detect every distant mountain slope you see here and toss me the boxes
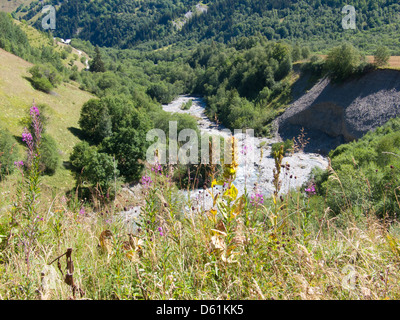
[0,0,34,13]
[17,0,400,51]
[274,69,400,154]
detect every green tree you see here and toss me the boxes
[85,152,117,192]
[101,127,149,181]
[78,99,112,143]
[325,43,362,81]
[374,46,390,67]
[70,141,118,193]
[89,46,106,73]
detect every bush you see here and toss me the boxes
[85,152,118,193]
[39,134,60,175]
[70,141,118,192]
[374,46,390,67]
[29,76,53,93]
[325,43,363,81]
[318,117,400,217]
[29,64,62,88]
[0,127,19,178]
[181,99,193,110]
[78,99,112,144]
[271,139,293,157]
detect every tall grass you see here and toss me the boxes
[1,135,400,300]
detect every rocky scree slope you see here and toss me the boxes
[274,69,400,154]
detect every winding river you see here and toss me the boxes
[161,95,329,209]
[118,95,329,229]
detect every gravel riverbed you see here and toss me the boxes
[117,95,329,228]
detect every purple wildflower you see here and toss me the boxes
[30,105,40,117]
[240,144,252,156]
[250,193,264,206]
[79,207,85,215]
[14,160,24,168]
[22,131,33,143]
[305,184,316,195]
[141,175,153,189]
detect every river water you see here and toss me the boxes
[117,95,329,229]
[161,95,329,209]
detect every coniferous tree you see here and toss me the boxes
[89,46,106,73]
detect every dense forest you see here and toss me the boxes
[14,0,400,53]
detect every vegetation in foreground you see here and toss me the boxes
[1,109,400,300]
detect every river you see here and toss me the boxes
[117,95,329,229]
[161,95,329,209]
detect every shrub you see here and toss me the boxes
[78,99,112,144]
[271,139,293,157]
[0,127,19,178]
[374,46,391,67]
[319,117,400,217]
[39,134,60,175]
[181,99,193,110]
[70,141,118,193]
[29,64,62,88]
[84,152,118,193]
[325,43,363,81]
[29,76,53,93]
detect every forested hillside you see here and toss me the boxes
[15,0,400,52]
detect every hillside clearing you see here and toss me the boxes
[0,48,94,193]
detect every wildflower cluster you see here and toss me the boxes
[11,102,44,277]
[250,193,264,206]
[151,164,162,175]
[305,183,316,195]
[141,175,153,189]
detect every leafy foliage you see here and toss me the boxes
[0,127,19,179]
[39,133,60,176]
[70,141,118,193]
[374,46,391,67]
[315,117,400,217]
[324,43,366,81]
[26,0,400,53]
[271,139,294,157]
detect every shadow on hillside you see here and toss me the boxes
[67,127,85,141]
[306,69,400,110]
[12,135,25,148]
[278,124,346,156]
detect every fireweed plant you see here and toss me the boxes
[11,102,43,277]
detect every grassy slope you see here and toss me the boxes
[15,20,90,71]
[0,0,33,13]
[0,47,94,196]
